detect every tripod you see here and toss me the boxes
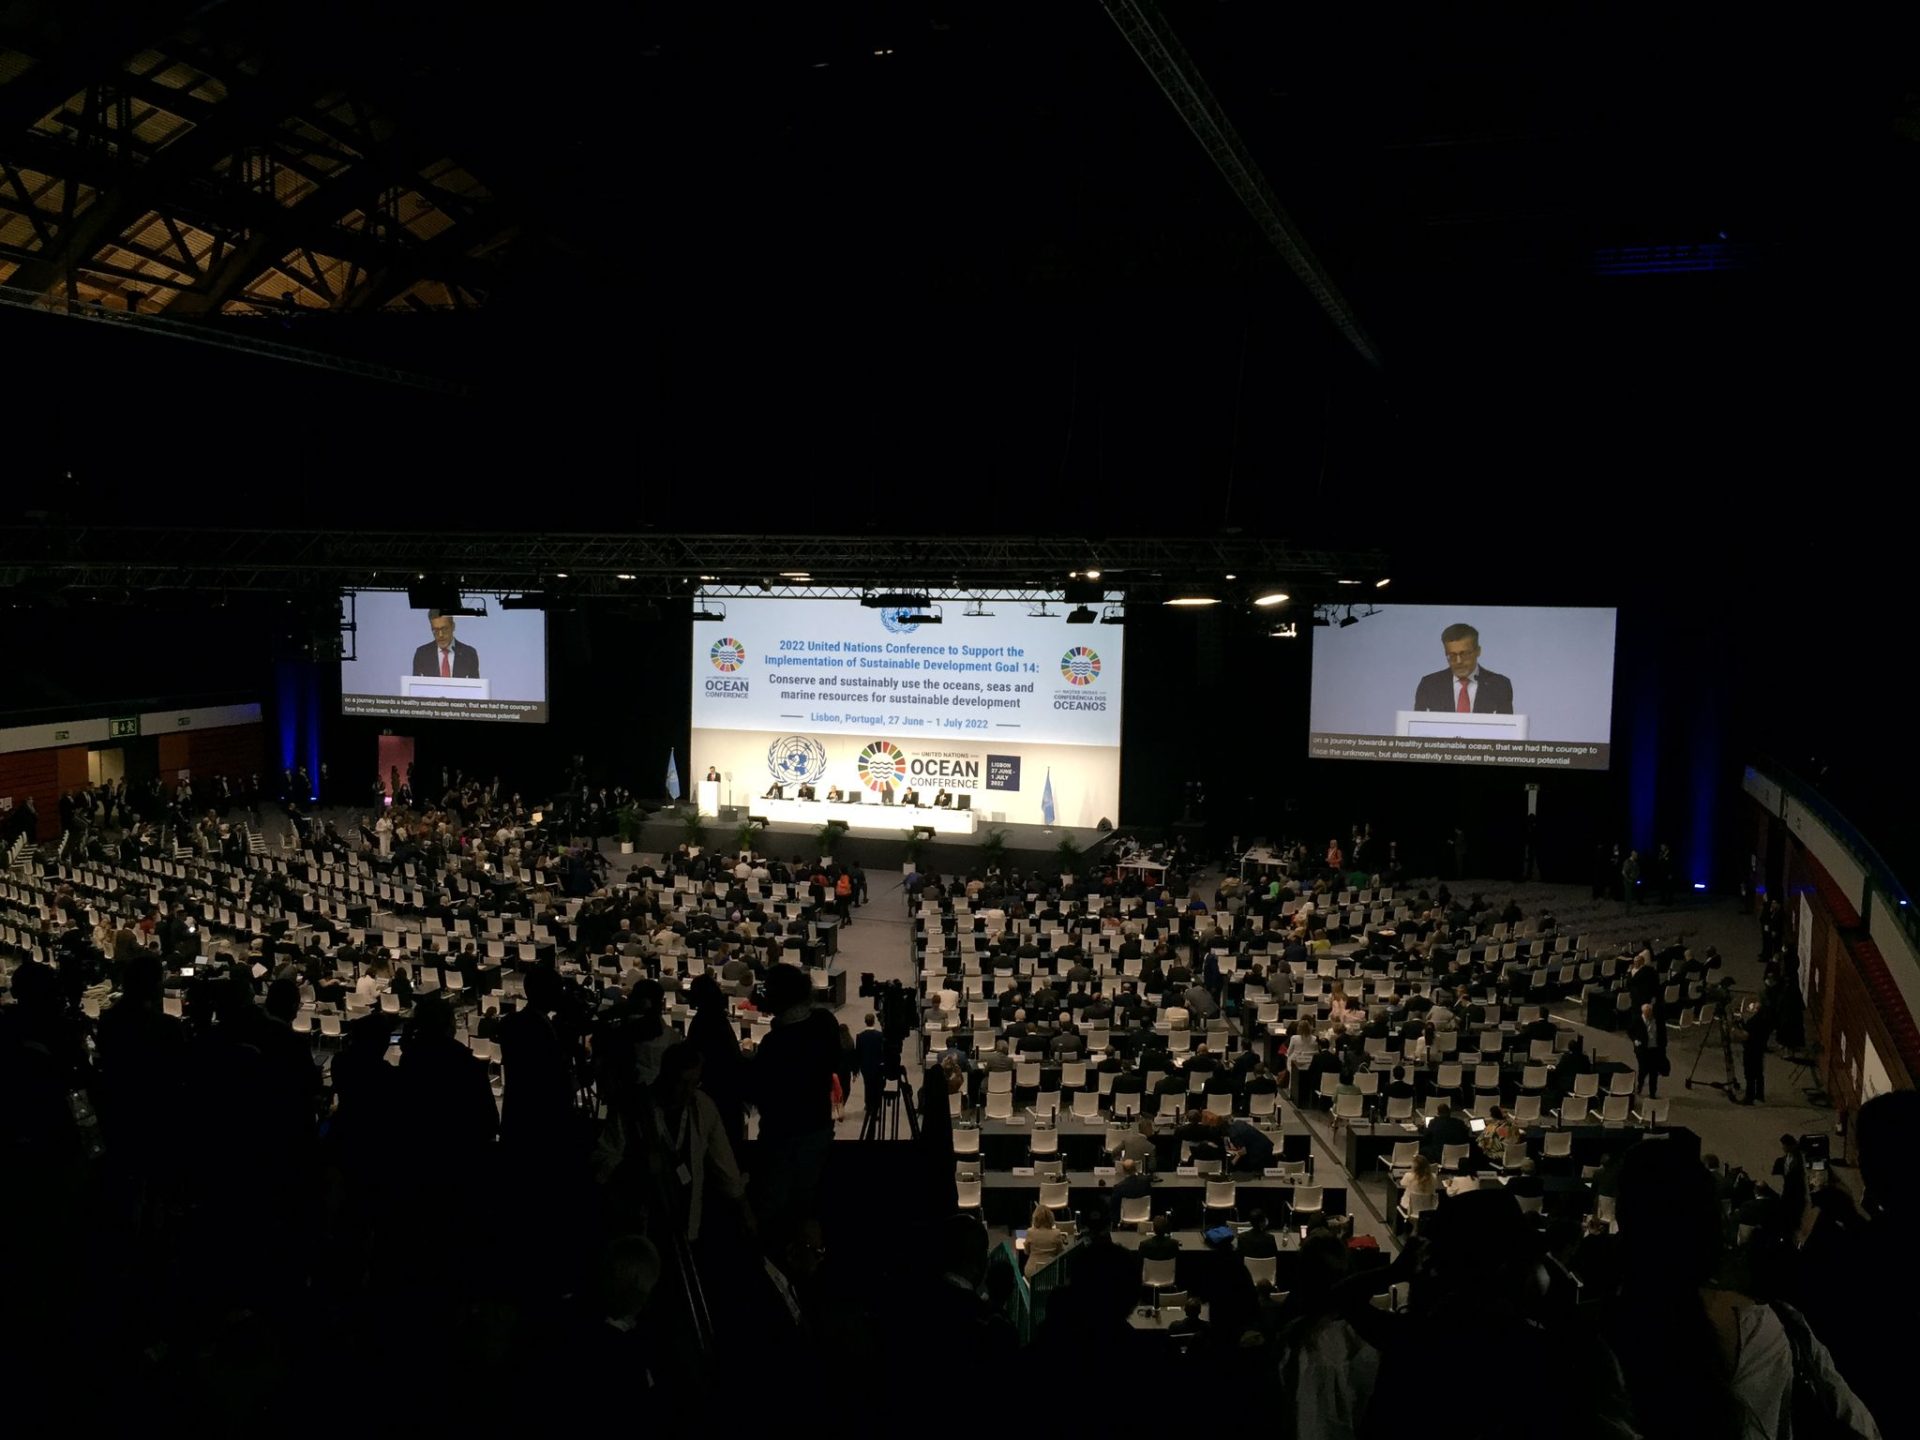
[859,1066,922,1141]
[1684,1008,1741,1101]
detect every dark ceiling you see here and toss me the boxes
[1,0,1914,582]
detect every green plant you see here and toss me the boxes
[1055,834,1081,872]
[978,828,1008,872]
[901,828,930,866]
[678,804,708,850]
[816,820,848,855]
[617,803,643,845]
[736,818,764,854]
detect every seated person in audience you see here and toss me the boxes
[1242,1062,1279,1096]
[1023,1203,1069,1279]
[1167,1294,1210,1342]
[1111,1156,1153,1201]
[1237,1208,1280,1258]
[1183,978,1218,1019]
[1400,1153,1438,1198]
[1152,1069,1189,1105]
[1140,1212,1182,1261]
[1112,1115,1157,1171]
[1385,1065,1417,1101]
[933,789,952,808]
[1421,1102,1472,1164]
[980,1040,1014,1072]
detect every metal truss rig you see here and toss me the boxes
[0,527,1386,600]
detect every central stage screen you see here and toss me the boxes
[1308,603,1617,769]
[691,593,1122,827]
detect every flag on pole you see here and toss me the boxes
[665,747,681,801]
[1041,768,1056,827]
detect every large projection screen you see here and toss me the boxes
[341,590,549,724]
[1309,604,1616,768]
[691,593,1122,826]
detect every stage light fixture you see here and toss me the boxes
[499,593,547,610]
[616,573,636,581]
[1085,568,1102,579]
[964,599,996,617]
[863,592,930,609]
[691,600,727,621]
[1252,591,1290,607]
[1375,577,1391,588]
[1337,578,1363,586]
[1268,623,1298,638]
[1224,573,1237,580]
[554,572,569,579]
[1164,595,1220,607]
[901,605,942,624]
[1065,605,1097,624]
[1099,606,1125,625]
[1338,610,1358,628]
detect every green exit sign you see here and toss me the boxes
[109,716,139,738]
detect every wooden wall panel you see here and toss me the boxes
[0,749,60,841]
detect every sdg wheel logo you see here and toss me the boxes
[1060,646,1102,686]
[857,740,908,791]
[709,637,746,672]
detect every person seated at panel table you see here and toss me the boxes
[825,784,845,802]
[763,780,785,800]
[933,788,952,808]
[796,783,817,801]
[899,786,921,807]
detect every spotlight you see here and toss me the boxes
[1163,595,1220,607]
[1086,568,1102,580]
[1065,605,1097,624]
[900,605,942,624]
[616,573,636,581]
[1336,578,1362,586]
[1252,591,1290,608]
[863,592,930,609]
[1099,606,1125,625]
[499,593,547,610]
[1375,577,1392,588]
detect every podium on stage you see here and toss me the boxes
[1394,710,1529,741]
[696,778,722,818]
[400,676,490,701]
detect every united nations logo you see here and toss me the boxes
[879,607,920,634]
[767,735,828,787]
[856,739,907,791]
[1061,645,1102,685]
[709,637,746,672]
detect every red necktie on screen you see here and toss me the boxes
[440,648,450,679]
[1456,679,1470,713]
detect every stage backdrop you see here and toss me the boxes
[690,593,1122,828]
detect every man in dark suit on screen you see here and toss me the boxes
[412,611,480,678]
[1413,622,1513,714]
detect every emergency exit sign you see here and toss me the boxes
[109,716,139,738]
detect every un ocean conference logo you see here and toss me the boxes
[879,607,920,634]
[709,637,746,672]
[857,740,908,792]
[767,735,828,787]
[1060,646,1102,686]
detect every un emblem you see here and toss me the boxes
[879,607,920,634]
[767,735,828,786]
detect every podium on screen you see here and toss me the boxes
[400,676,491,701]
[1393,710,1529,741]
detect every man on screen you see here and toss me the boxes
[411,611,481,679]
[1414,623,1513,715]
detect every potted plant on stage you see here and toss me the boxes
[816,820,847,865]
[736,818,765,857]
[1056,834,1080,884]
[679,804,707,855]
[979,828,1008,876]
[617,803,643,856]
[901,828,929,876]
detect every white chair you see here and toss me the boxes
[1512,1094,1542,1124]
[1400,1189,1439,1226]
[987,1069,1013,1095]
[1034,1090,1061,1119]
[1247,1090,1279,1121]
[1542,1129,1573,1160]
[1520,1065,1548,1092]
[1289,1185,1324,1222]
[1440,1142,1472,1172]
[1039,1179,1071,1210]
[956,1178,982,1212]
[1637,1095,1670,1126]
[1029,1129,1059,1160]
[1333,1092,1366,1131]
[1245,1255,1278,1287]
[1606,1071,1636,1096]
[1073,1090,1100,1121]
[1119,1194,1152,1230]
[1016,1062,1041,1089]
[1142,1256,1177,1300]
[985,1092,1014,1121]
[1204,1179,1237,1214]
[1060,1061,1088,1090]
[1384,1094,1414,1121]
[1600,1094,1631,1125]
[1573,1072,1600,1098]
[953,1128,981,1157]
[1557,1095,1590,1125]
[1386,1140,1419,1175]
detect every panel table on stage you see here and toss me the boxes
[754,795,978,835]
[970,1115,1312,1173]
